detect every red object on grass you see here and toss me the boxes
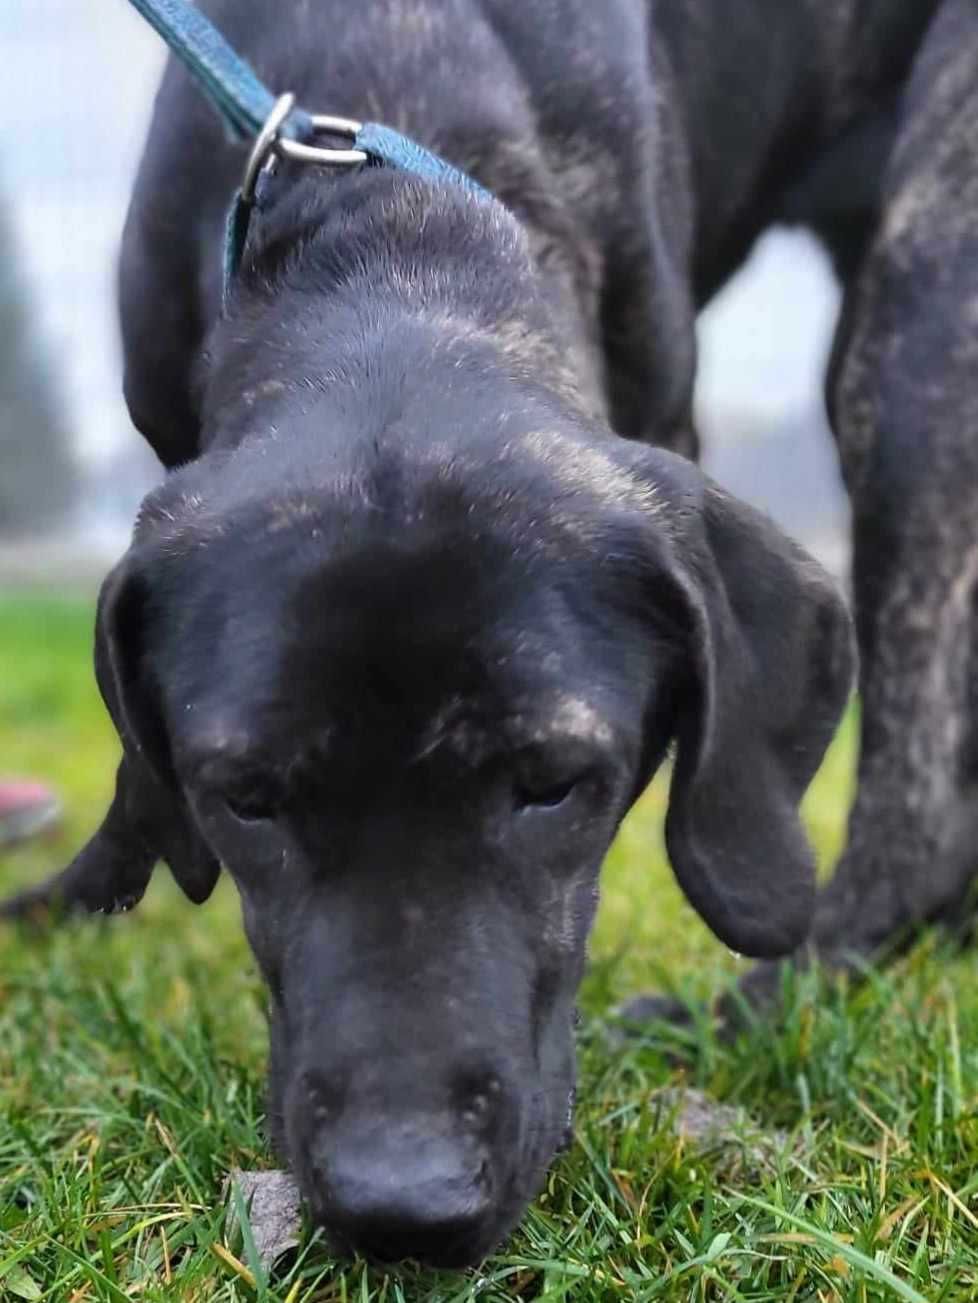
[0,780,62,848]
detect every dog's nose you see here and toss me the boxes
[322,1136,494,1262]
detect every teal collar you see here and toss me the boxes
[126,0,492,301]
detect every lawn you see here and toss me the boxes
[2,591,978,1301]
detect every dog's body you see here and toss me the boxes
[7,0,978,1266]
[118,0,942,464]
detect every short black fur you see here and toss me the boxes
[15,0,975,1266]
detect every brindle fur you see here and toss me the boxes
[4,0,975,1263]
[123,0,974,995]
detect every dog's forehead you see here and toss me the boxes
[181,683,616,778]
[544,693,615,744]
[157,443,655,768]
[416,682,616,759]
[172,586,621,773]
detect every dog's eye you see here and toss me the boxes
[515,778,578,810]
[224,787,282,823]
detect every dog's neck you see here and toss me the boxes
[199,168,604,447]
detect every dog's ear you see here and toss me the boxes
[635,450,855,959]
[94,549,220,905]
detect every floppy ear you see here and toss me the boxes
[639,451,855,958]
[93,549,221,905]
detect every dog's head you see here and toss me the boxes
[96,374,852,1264]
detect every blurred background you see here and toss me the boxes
[0,0,850,589]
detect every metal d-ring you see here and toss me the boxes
[240,92,297,203]
[241,100,370,204]
[277,113,368,168]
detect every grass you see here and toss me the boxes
[2,590,978,1301]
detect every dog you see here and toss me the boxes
[5,0,974,1269]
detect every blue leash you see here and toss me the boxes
[126,0,313,142]
[125,0,490,297]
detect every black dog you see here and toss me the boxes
[9,0,972,1268]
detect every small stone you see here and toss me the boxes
[652,1086,791,1176]
[225,1169,303,1267]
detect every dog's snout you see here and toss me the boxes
[456,1070,505,1131]
[319,1133,494,1263]
[301,1067,348,1124]
[301,1063,509,1130]
[293,1058,519,1262]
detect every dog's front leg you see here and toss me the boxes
[800,0,978,967]
[622,2,978,1032]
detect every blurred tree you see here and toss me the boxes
[0,190,79,536]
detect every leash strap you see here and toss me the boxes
[355,123,487,198]
[126,0,313,141]
[127,0,492,302]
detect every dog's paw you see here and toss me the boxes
[604,992,705,1058]
[615,993,697,1029]
[0,826,155,924]
[611,981,765,1049]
